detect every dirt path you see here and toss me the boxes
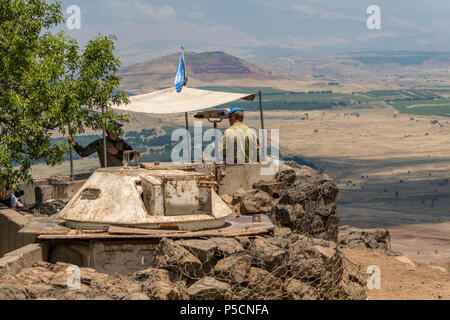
[342,248,450,300]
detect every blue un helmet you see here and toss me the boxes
[228,107,244,117]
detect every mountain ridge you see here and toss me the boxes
[119,51,290,93]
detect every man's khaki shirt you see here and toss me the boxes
[221,122,260,164]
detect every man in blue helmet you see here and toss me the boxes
[67,121,134,167]
[221,108,260,164]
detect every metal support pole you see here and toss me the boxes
[214,121,219,163]
[258,90,265,130]
[102,106,107,168]
[258,91,266,162]
[185,112,191,162]
[68,123,74,178]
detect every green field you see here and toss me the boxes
[363,89,441,101]
[199,86,372,111]
[390,99,450,116]
[357,88,450,116]
[198,86,450,116]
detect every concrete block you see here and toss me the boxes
[0,209,33,257]
[34,185,54,203]
[5,243,48,268]
[1,209,29,227]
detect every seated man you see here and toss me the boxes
[0,185,24,209]
[221,108,260,164]
[67,121,133,168]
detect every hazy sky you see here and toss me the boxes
[58,0,450,65]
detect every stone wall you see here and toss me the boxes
[274,164,340,242]
[19,173,90,205]
[0,243,47,278]
[0,229,367,300]
[227,163,340,242]
[0,209,35,257]
[47,239,160,275]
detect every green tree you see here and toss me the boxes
[0,0,129,188]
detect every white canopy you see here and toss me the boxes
[111,87,255,114]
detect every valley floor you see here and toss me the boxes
[343,247,450,300]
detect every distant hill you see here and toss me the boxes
[119,51,288,93]
[249,51,450,78]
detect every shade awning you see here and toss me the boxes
[111,87,255,114]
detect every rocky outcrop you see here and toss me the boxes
[0,231,364,300]
[338,225,391,252]
[273,165,340,242]
[227,163,340,242]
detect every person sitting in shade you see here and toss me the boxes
[0,185,24,209]
[67,121,133,168]
[221,108,260,164]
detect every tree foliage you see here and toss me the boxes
[0,0,129,188]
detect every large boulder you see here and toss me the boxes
[287,236,343,290]
[247,267,283,299]
[176,239,218,263]
[250,237,289,276]
[151,238,202,278]
[134,267,173,282]
[335,267,368,300]
[276,169,297,185]
[213,255,251,284]
[210,237,245,256]
[241,189,277,215]
[136,268,186,300]
[271,203,304,226]
[283,278,318,300]
[187,277,232,300]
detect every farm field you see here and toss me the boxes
[390,99,450,116]
[200,86,450,116]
